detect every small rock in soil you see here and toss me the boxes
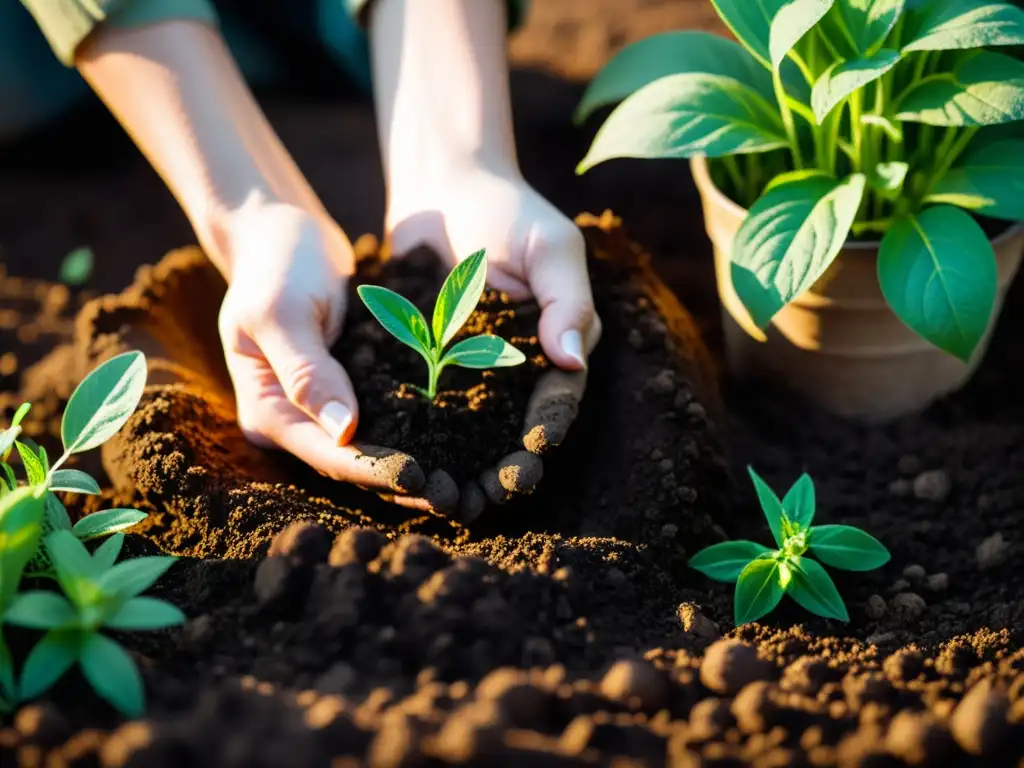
[329,527,385,567]
[902,564,926,584]
[677,602,719,640]
[912,469,950,502]
[925,573,949,592]
[699,639,774,695]
[731,680,779,733]
[266,520,332,564]
[599,659,669,712]
[890,592,927,623]
[950,678,1011,756]
[866,595,887,620]
[976,533,1008,570]
[888,578,912,595]
[884,710,955,765]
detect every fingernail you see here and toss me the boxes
[560,329,587,369]
[319,401,354,445]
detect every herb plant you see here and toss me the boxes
[0,350,186,716]
[576,0,1024,362]
[688,467,890,625]
[357,249,526,400]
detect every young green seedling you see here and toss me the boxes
[688,467,890,626]
[357,249,526,400]
[3,530,183,717]
[0,351,151,573]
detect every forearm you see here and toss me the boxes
[75,20,324,276]
[368,0,520,189]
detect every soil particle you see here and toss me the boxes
[912,469,951,502]
[883,710,955,765]
[598,659,669,711]
[699,639,775,695]
[976,532,1009,570]
[865,595,887,620]
[949,678,1013,756]
[890,593,928,623]
[677,602,720,641]
[901,564,926,584]
[925,573,949,593]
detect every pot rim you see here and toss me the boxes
[689,154,1024,250]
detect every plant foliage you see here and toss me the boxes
[357,250,526,399]
[0,351,185,716]
[688,467,890,625]
[577,0,1024,362]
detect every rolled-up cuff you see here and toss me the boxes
[345,0,528,31]
[19,0,219,66]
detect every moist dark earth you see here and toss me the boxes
[2,3,1024,766]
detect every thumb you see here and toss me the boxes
[525,224,601,371]
[256,317,360,446]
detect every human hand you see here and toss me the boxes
[386,166,602,518]
[215,199,428,500]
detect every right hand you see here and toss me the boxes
[214,199,428,500]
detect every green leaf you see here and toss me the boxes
[45,530,101,607]
[904,0,1024,52]
[59,246,94,287]
[10,403,31,430]
[62,351,148,456]
[105,597,186,630]
[577,73,788,174]
[0,462,16,492]
[747,466,790,547]
[928,139,1024,219]
[782,474,816,529]
[72,509,147,541]
[356,285,433,361]
[869,161,910,199]
[432,250,489,350]
[812,49,901,122]
[731,174,866,329]
[50,469,101,495]
[99,555,176,600]
[763,169,834,195]
[786,556,850,621]
[769,0,837,68]
[439,335,526,370]
[734,556,786,625]
[0,487,46,608]
[4,590,77,630]
[44,492,72,532]
[93,534,125,570]
[862,114,904,142]
[809,524,892,570]
[896,50,1024,126]
[18,630,79,700]
[689,540,774,582]
[14,442,45,486]
[79,633,144,718]
[575,31,774,124]
[819,0,904,58]
[877,206,997,361]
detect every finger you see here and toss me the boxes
[377,469,459,515]
[457,481,487,524]
[256,317,360,446]
[478,450,544,504]
[524,224,601,371]
[521,368,588,455]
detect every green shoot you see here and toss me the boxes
[4,530,183,717]
[357,250,526,400]
[59,246,94,287]
[689,467,890,626]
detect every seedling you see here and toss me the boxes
[4,530,183,717]
[357,249,526,400]
[688,467,890,626]
[577,0,1024,362]
[0,351,150,572]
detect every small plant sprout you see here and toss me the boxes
[4,530,183,717]
[689,467,890,626]
[0,351,150,572]
[357,249,526,400]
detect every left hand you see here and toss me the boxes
[385,165,602,518]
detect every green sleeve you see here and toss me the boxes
[19,0,219,66]
[345,0,529,31]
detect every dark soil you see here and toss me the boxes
[343,248,548,487]
[2,3,1024,766]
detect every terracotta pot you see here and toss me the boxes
[690,155,1024,421]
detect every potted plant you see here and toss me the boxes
[575,0,1024,420]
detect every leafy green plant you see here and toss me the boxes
[357,249,526,400]
[576,0,1024,362]
[688,467,890,625]
[4,530,182,717]
[0,350,185,716]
